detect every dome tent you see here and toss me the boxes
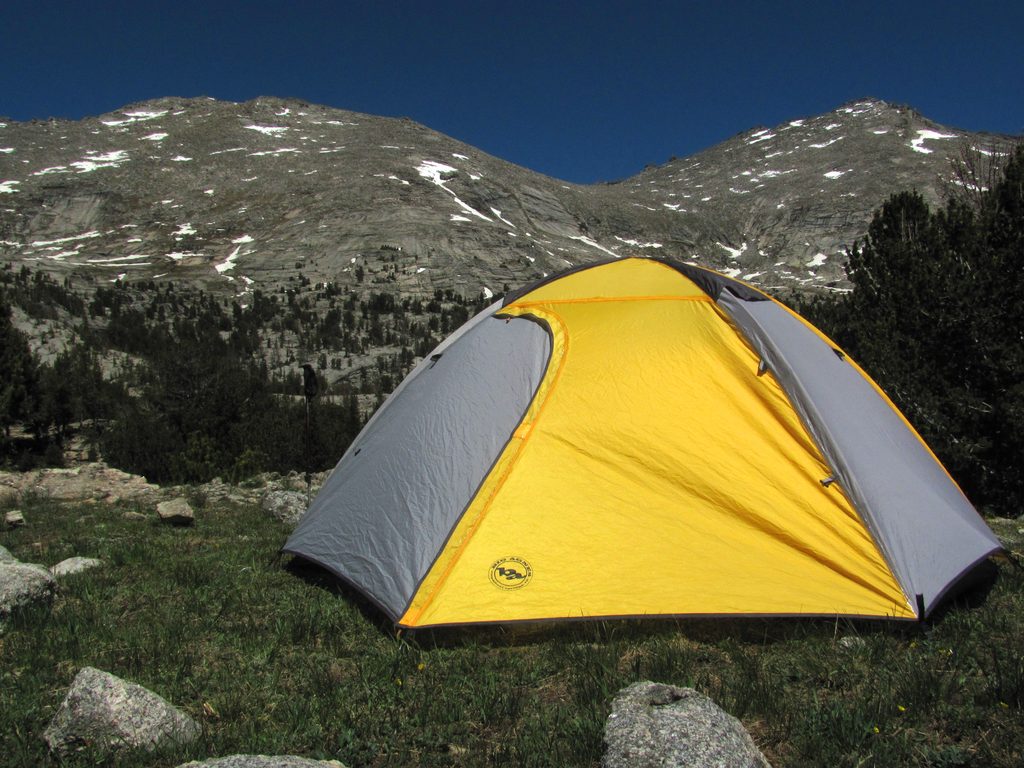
[284,257,1001,628]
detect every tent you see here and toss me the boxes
[284,257,1001,628]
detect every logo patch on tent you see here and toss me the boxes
[489,557,533,590]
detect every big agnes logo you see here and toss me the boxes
[489,557,533,590]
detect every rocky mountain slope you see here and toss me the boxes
[1,96,1015,305]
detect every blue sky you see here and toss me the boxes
[3,0,1021,183]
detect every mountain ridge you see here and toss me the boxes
[1,95,1017,302]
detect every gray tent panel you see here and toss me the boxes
[284,314,550,619]
[719,292,1002,615]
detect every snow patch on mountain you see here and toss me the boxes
[717,242,747,259]
[30,232,101,247]
[910,130,957,154]
[244,125,289,137]
[615,236,663,249]
[570,235,619,258]
[417,160,492,222]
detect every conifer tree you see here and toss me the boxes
[0,292,38,445]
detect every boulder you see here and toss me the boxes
[5,509,25,528]
[0,561,56,617]
[261,490,309,528]
[602,681,770,768]
[157,498,195,526]
[177,756,347,768]
[43,666,200,757]
[0,543,17,563]
[50,556,103,578]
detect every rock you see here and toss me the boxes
[177,755,347,768]
[838,636,866,650]
[122,510,149,521]
[261,490,309,528]
[0,562,56,618]
[5,509,25,528]
[602,681,770,768]
[43,667,200,758]
[50,556,103,578]
[157,498,195,526]
[0,543,17,563]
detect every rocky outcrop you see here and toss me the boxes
[0,561,56,618]
[177,756,347,768]
[43,667,200,758]
[0,543,17,563]
[602,681,770,768]
[0,463,159,505]
[261,490,309,528]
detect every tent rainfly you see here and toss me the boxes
[284,257,1002,628]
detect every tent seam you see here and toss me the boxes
[400,305,570,626]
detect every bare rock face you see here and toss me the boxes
[0,561,56,618]
[50,556,103,578]
[157,497,196,525]
[602,681,770,768]
[43,667,200,758]
[261,490,309,528]
[177,755,347,768]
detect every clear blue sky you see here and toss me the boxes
[3,0,1021,183]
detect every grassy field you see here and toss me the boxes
[1,492,1022,767]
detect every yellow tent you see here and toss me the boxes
[285,258,1001,627]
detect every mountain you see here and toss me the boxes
[1,96,1015,302]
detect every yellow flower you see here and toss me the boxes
[872,726,880,734]
[897,705,906,713]
[417,662,426,671]
[395,678,403,686]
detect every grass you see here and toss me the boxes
[1,494,1022,767]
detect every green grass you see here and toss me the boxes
[1,495,1022,767]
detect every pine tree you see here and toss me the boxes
[0,292,38,445]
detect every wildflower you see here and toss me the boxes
[395,677,403,686]
[897,705,906,713]
[872,726,880,734]
[417,662,426,671]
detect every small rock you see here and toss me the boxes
[157,498,195,526]
[261,490,309,528]
[602,681,770,768]
[0,562,56,618]
[177,755,347,768]
[43,666,200,758]
[122,510,149,521]
[838,636,866,650]
[0,543,17,563]
[5,509,25,528]
[50,557,103,578]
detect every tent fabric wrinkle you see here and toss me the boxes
[284,256,1001,627]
